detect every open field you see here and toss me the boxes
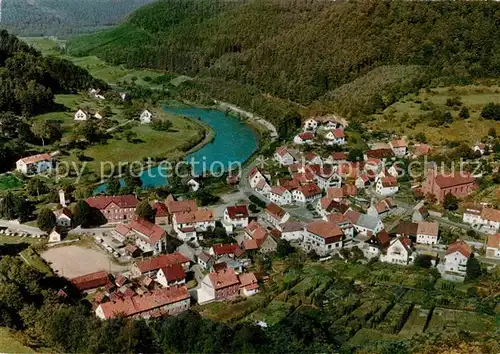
[0,327,35,353]
[369,84,500,146]
[41,245,128,278]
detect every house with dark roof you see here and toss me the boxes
[292,183,322,205]
[263,203,290,229]
[152,201,169,225]
[223,205,249,228]
[280,221,305,242]
[366,230,391,257]
[209,243,244,259]
[156,263,186,288]
[198,267,241,304]
[367,198,396,217]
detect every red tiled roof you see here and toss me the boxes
[446,241,472,258]
[275,146,290,157]
[416,221,439,237]
[304,152,318,161]
[18,153,52,164]
[270,186,289,196]
[372,230,390,247]
[297,183,321,197]
[391,139,407,148]
[414,144,431,156]
[487,233,500,249]
[480,208,500,223]
[245,220,268,240]
[238,272,259,291]
[212,243,242,256]
[298,132,314,140]
[87,195,138,210]
[279,178,301,191]
[226,205,249,219]
[114,224,131,237]
[344,210,361,224]
[396,222,418,237]
[152,202,169,217]
[281,221,304,233]
[380,176,398,187]
[208,268,240,290]
[98,285,189,319]
[342,184,358,196]
[326,212,349,224]
[243,238,260,250]
[128,218,166,245]
[434,173,476,189]
[160,263,185,282]
[330,152,347,161]
[366,149,395,159]
[115,275,128,287]
[307,220,344,243]
[166,198,197,214]
[174,208,215,224]
[71,271,109,291]
[265,203,287,220]
[332,128,345,138]
[136,252,190,274]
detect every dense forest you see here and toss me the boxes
[68,0,500,118]
[0,29,106,171]
[0,0,156,37]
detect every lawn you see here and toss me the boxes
[196,294,268,323]
[398,306,428,337]
[369,84,500,146]
[348,328,399,346]
[19,248,53,275]
[0,174,24,191]
[245,300,293,325]
[0,327,35,353]
[0,235,42,246]
[427,308,497,333]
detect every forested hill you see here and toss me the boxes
[68,0,500,108]
[0,0,156,37]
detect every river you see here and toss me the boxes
[93,105,258,193]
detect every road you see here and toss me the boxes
[0,220,45,236]
[105,119,135,133]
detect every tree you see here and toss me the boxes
[414,254,432,268]
[31,121,61,147]
[106,178,121,196]
[136,200,154,222]
[276,239,294,258]
[26,177,49,197]
[443,111,453,124]
[480,102,500,121]
[465,255,482,282]
[458,106,469,120]
[37,208,56,232]
[124,130,137,143]
[72,200,105,228]
[347,148,363,162]
[443,193,458,211]
[487,127,496,138]
[0,192,21,220]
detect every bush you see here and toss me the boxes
[248,204,260,213]
[481,102,500,121]
[249,195,266,208]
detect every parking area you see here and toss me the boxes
[41,245,129,278]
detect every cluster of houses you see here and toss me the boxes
[74,108,153,124]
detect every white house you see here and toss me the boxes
[173,208,216,239]
[16,154,53,175]
[292,183,322,205]
[390,139,407,157]
[305,220,344,256]
[344,210,384,236]
[187,179,200,192]
[248,168,266,189]
[263,203,290,229]
[140,109,153,124]
[74,109,89,121]
[355,175,370,189]
[269,186,293,206]
[486,233,500,258]
[197,251,214,270]
[303,118,319,131]
[293,132,314,145]
[416,221,439,245]
[442,241,471,276]
[314,170,342,190]
[48,228,62,243]
[274,146,295,166]
[156,264,186,288]
[280,221,305,242]
[223,205,249,229]
[94,111,106,119]
[463,207,500,234]
[325,212,355,240]
[376,176,399,196]
[324,128,346,145]
[54,208,72,229]
[380,236,414,265]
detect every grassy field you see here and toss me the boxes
[0,174,24,191]
[0,327,35,353]
[369,84,500,146]
[19,248,53,275]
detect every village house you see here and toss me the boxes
[376,176,399,196]
[254,178,272,197]
[442,241,471,276]
[94,111,106,119]
[95,285,190,320]
[152,201,169,225]
[140,109,153,124]
[389,139,408,157]
[325,212,355,240]
[131,252,190,278]
[292,183,322,205]
[156,264,186,288]
[197,251,214,270]
[304,152,322,165]
[293,131,315,145]
[238,272,260,297]
[223,205,249,228]
[198,267,241,304]
[394,221,418,239]
[462,207,500,234]
[412,144,432,158]
[263,203,290,228]
[71,271,110,292]
[324,128,346,145]
[74,108,89,121]
[367,198,396,218]
[344,210,384,237]
[380,236,415,265]
[274,146,296,166]
[364,157,383,174]
[48,228,63,243]
[16,153,53,175]
[248,168,266,189]
[316,197,349,217]
[355,174,371,189]
[280,221,305,242]
[421,166,477,203]
[486,233,500,258]
[269,186,293,206]
[54,207,72,229]
[314,168,342,190]
[303,118,319,131]
[305,220,344,256]
[416,221,440,245]
[209,243,244,259]
[366,230,391,258]
[412,206,429,222]
[173,208,216,241]
[243,220,277,253]
[187,178,200,192]
[87,195,138,224]
[114,218,167,255]
[326,151,348,165]
[473,142,489,155]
